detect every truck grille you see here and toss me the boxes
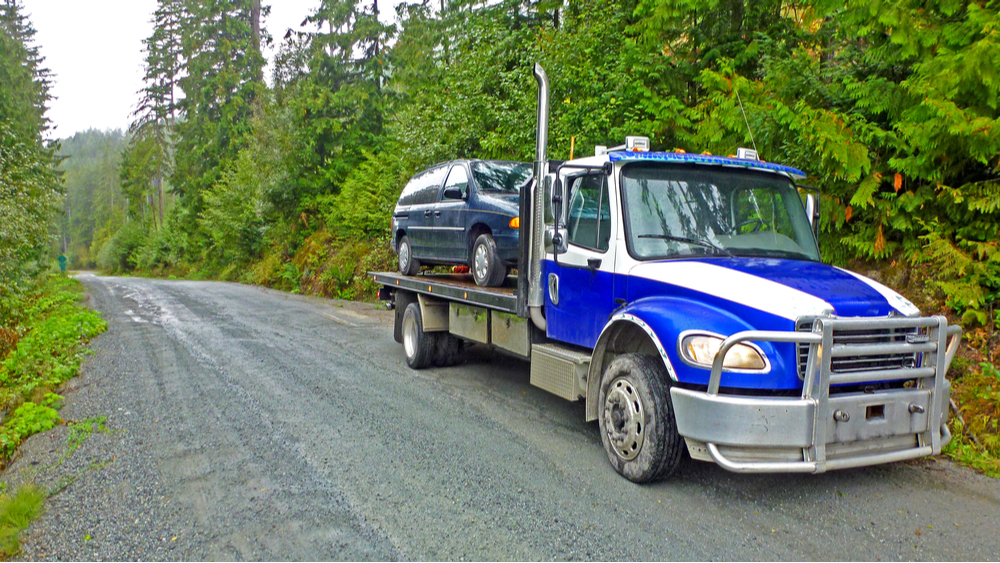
[796,319,924,379]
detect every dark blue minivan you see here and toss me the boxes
[392,160,533,287]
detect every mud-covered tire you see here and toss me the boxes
[401,302,436,369]
[598,353,684,483]
[398,235,420,276]
[434,334,463,367]
[471,234,507,287]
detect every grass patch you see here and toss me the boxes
[945,361,1000,477]
[64,417,109,460]
[0,484,46,558]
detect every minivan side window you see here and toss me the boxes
[444,165,469,196]
[416,166,448,204]
[398,177,423,206]
[399,166,449,206]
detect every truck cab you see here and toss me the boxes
[537,144,959,480]
[371,64,961,483]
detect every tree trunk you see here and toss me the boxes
[251,0,261,48]
[63,204,70,254]
[157,175,164,230]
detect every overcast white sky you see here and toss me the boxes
[21,0,405,140]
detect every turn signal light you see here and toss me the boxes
[510,217,520,229]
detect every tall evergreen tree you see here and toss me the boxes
[124,0,184,231]
[171,0,267,234]
[0,0,61,312]
[276,0,393,209]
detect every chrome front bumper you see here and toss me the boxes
[670,316,962,473]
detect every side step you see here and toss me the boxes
[530,343,590,401]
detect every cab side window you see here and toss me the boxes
[566,174,611,252]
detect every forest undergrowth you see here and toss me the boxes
[0,274,106,557]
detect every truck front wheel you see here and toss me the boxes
[402,302,437,369]
[598,353,684,482]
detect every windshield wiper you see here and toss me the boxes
[728,248,815,261]
[637,234,733,257]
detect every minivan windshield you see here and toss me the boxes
[471,161,533,194]
[620,164,820,262]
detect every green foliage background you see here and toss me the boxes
[77,0,999,337]
[14,0,1000,472]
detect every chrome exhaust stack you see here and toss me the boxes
[528,63,549,330]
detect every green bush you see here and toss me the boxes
[96,221,148,273]
[0,275,106,450]
[0,398,60,458]
[134,215,191,272]
[947,361,1000,477]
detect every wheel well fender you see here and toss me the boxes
[586,313,676,422]
[393,290,417,344]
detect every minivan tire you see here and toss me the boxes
[398,235,420,276]
[471,234,507,287]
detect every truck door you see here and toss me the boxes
[544,173,617,348]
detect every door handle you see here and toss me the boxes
[424,210,432,217]
[587,258,602,272]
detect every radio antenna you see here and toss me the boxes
[734,89,759,156]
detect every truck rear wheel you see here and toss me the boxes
[598,353,684,482]
[434,334,462,367]
[402,302,437,369]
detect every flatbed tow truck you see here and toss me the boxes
[370,65,962,482]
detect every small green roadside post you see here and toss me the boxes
[58,255,67,272]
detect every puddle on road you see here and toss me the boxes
[118,284,177,327]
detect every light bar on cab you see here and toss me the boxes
[608,151,807,180]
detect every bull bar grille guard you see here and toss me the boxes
[702,316,962,473]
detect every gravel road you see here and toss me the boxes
[5,273,999,561]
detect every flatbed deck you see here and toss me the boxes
[369,272,519,313]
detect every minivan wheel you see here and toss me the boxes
[399,235,420,276]
[471,234,507,287]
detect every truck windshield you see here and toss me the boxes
[471,161,533,194]
[620,163,820,262]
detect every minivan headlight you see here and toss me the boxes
[680,334,767,371]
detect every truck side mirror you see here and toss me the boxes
[547,176,568,256]
[805,193,820,237]
[545,226,568,254]
[550,176,564,222]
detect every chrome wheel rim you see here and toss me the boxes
[399,241,410,272]
[603,376,645,461]
[474,243,489,282]
[403,311,418,359]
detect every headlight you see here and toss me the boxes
[680,334,767,371]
